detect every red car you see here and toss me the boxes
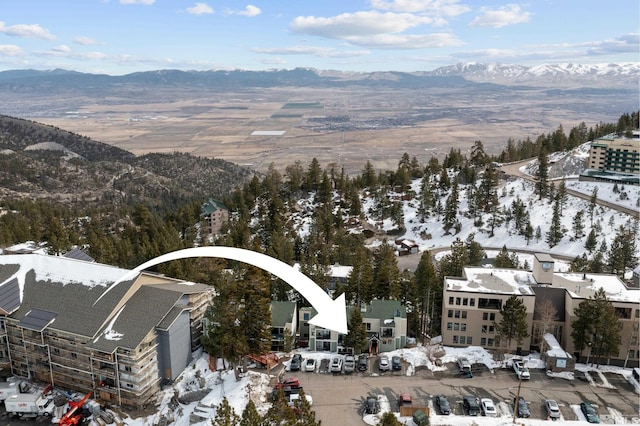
[275,377,300,389]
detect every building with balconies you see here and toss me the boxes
[0,252,213,408]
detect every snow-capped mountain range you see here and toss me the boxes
[425,62,640,87]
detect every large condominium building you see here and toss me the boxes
[587,135,639,174]
[441,253,640,367]
[0,252,213,408]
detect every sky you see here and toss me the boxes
[0,0,638,75]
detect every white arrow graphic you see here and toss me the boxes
[97,246,348,334]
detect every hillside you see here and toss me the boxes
[0,115,254,209]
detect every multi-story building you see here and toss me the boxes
[441,253,640,367]
[587,135,639,174]
[200,199,229,235]
[300,300,407,354]
[0,252,213,408]
[270,301,297,352]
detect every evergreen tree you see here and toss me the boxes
[571,210,585,240]
[443,176,459,233]
[546,198,564,248]
[240,400,263,426]
[588,186,598,225]
[438,238,468,278]
[362,160,378,189]
[465,233,485,265]
[493,245,518,268]
[535,147,549,200]
[212,397,240,426]
[584,228,597,252]
[346,247,374,304]
[556,180,567,215]
[571,288,621,366]
[343,307,367,354]
[414,251,439,336]
[372,241,401,300]
[294,389,321,426]
[377,412,403,426]
[494,295,529,348]
[470,140,487,166]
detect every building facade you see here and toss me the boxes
[440,253,640,367]
[200,199,229,235]
[0,253,213,408]
[587,135,640,174]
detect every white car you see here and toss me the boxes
[481,398,497,417]
[343,355,355,373]
[305,358,316,372]
[378,355,390,372]
[289,393,313,406]
[330,357,343,373]
[513,359,530,380]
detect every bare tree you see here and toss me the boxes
[534,298,558,347]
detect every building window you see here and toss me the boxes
[489,326,495,334]
[467,337,472,345]
[456,297,461,305]
[460,336,466,344]
[470,298,475,307]
[463,298,468,306]
[454,323,460,331]
[635,309,640,318]
[454,310,461,318]
[462,311,467,319]
[461,323,467,332]
[448,310,453,318]
[303,313,310,321]
[447,323,452,330]
[481,337,486,346]
[631,337,637,345]
[449,297,454,305]
[71,353,77,360]
[629,350,636,359]
[487,338,494,346]
[482,313,488,321]
[52,348,60,355]
[482,325,487,333]
[453,336,458,344]
[365,323,371,331]
[490,313,496,321]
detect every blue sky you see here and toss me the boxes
[0,0,637,75]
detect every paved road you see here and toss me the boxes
[291,355,640,425]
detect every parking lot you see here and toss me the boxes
[289,356,640,425]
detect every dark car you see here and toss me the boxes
[275,377,300,389]
[391,356,402,371]
[365,396,379,414]
[435,394,451,415]
[581,402,600,423]
[463,395,480,416]
[358,354,368,371]
[289,354,303,371]
[271,386,301,401]
[514,396,530,418]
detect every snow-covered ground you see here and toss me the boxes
[119,345,640,426]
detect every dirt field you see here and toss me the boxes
[23,85,623,176]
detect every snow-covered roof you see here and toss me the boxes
[446,267,536,296]
[543,333,571,359]
[446,266,639,304]
[328,264,352,278]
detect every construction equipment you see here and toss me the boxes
[58,382,104,426]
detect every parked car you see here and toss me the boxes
[289,393,313,406]
[330,356,343,373]
[272,386,301,401]
[514,396,530,418]
[458,357,472,377]
[463,396,480,416]
[365,396,379,414]
[276,377,300,389]
[358,354,368,371]
[580,402,600,423]
[545,399,561,420]
[480,398,497,417]
[378,355,390,372]
[398,393,412,407]
[289,354,303,371]
[344,355,356,373]
[512,359,530,380]
[391,356,402,371]
[434,395,451,415]
[305,358,316,372]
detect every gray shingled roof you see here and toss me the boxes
[63,248,95,263]
[0,277,20,314]
[271,301,295,327]
[12,269,135,338]
[88,286,185,352]
[18,308,57,332]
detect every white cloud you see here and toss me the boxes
[369,0,470,16]
[186,3,214,15]
[290,11,435,38]
[238,5,261,17]
[73,36,99,46]
[0,45,24,56]
[347,32,463,49]
[52,45,71,53]
[252,45,369,58]
[586,33,640,56]
[469,4,531,28]
[120,0,155,4]
[0,21,55,40]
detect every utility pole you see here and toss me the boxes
[512,366,524,424]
